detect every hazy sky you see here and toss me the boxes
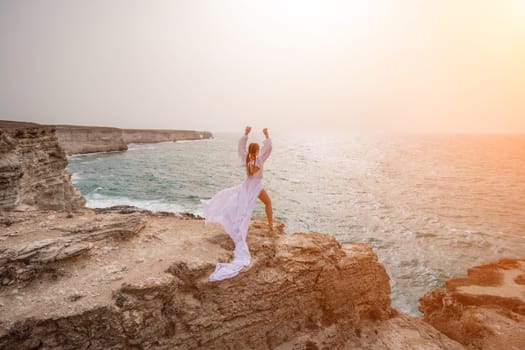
[1,0,524,133]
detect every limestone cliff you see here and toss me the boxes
[420,258,525,349]
[0,121,85,211]
[54,124,213,155]
[122,128,213,144]
[54,125,127,156]
[0,208,462,350]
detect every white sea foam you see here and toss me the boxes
[71,173,82,184]
[174,140,195,144]
[127,141,177,149]
[127,144,159,151]
[192,208,204,217]
[85,193,186,213]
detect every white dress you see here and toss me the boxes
[202,134,272,281]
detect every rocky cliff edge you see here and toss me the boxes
[0,208,462,350]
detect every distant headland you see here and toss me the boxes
[54,123,213,155]
[0,120,213,156]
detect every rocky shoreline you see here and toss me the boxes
[1,121,523,349]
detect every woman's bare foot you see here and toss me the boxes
[268,224,274,232]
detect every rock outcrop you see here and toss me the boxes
[420,258,525,350]
[54,124,213,155]
[0,208,463,350]
[0,121,85,211]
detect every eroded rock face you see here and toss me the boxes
[0,121,85,211]
[420,258,525,350]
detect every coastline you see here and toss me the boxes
[66,149,128,158]
[1,120,524,349]
[53,123,213,155]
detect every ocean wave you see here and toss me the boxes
[128,140,183,149]
[174,140,197,144]
[85,193,187,213]
[71,173,82,184]
[127,144,159,151]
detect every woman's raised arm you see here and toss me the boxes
[238,126,251,162]
[259,128,272,163]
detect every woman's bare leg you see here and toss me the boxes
[258,189,273,231]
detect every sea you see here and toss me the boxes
[67,132,525,315]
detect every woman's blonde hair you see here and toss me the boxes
[246,143,259,165]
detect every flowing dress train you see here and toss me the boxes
[202,134,272,281]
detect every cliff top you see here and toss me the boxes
[54,124,121,131]
[54,124,209,133]
[0,120,41,129]
[0,120,211,134]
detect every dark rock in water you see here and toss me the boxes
[94,205,153,215]
[176,212,204,220]
[94,205,204,220]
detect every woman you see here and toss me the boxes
[202,126,273,281]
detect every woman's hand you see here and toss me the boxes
[245,126,252,135]
[263,128,269,139]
